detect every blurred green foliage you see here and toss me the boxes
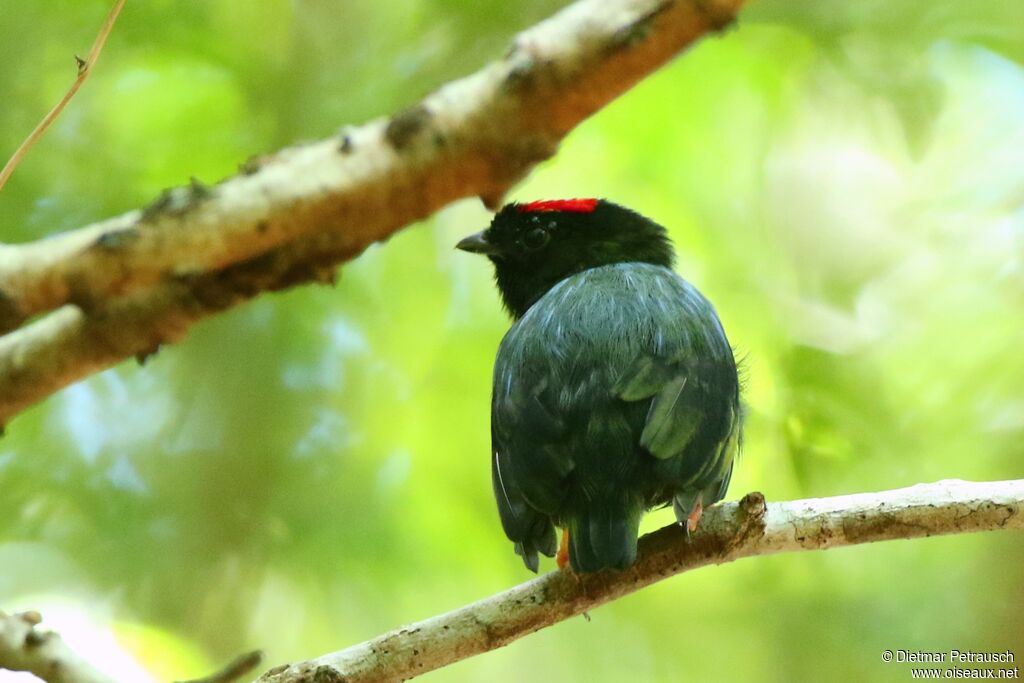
[1,1,1022,681]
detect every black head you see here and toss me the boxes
[456,199,675,319]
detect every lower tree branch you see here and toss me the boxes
[0,242,345,424]
[255,479,1024,683]
[0,610,116,683]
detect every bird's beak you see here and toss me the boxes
[456,231,500,255]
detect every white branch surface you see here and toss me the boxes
[0,0,743,426]
[256,479,1024,683]
[0,610,116,683]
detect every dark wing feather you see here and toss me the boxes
[613,351,733,460]
[491,446,557,571]
[610,275,740,490]
[490,370,565,571]
[491,373,572,514]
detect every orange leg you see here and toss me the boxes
[556,528,570,570]
[686,499,704,534]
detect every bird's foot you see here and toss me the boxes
[686,499,704,534]
[556,528,570,570]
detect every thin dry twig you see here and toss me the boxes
[178,650,264,683]
[0,0,126,192]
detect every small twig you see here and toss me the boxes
[178,650,264,683]
[0,0,126,192]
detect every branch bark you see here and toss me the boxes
[254,479,1024,683]
[0,0,743,426]
[0,610,116,683]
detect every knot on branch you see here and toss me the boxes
[0,289,25,334]
[385,105,433,151]
[312,665,348,682]
[693,0,740,33]
[740,491,766,519]
[723,491,767,553]
[140,178,214,223]
[606,0,673,53]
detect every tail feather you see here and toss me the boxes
[514,516,557,573]
[568,504,642,572]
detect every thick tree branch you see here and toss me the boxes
[0,0,743,426]
[255,479,1024,683]
[0,610,116,683]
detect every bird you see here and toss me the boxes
[456,198,741,573]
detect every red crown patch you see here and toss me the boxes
[517,198,599,214]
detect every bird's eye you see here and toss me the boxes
[523,227,550,250]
